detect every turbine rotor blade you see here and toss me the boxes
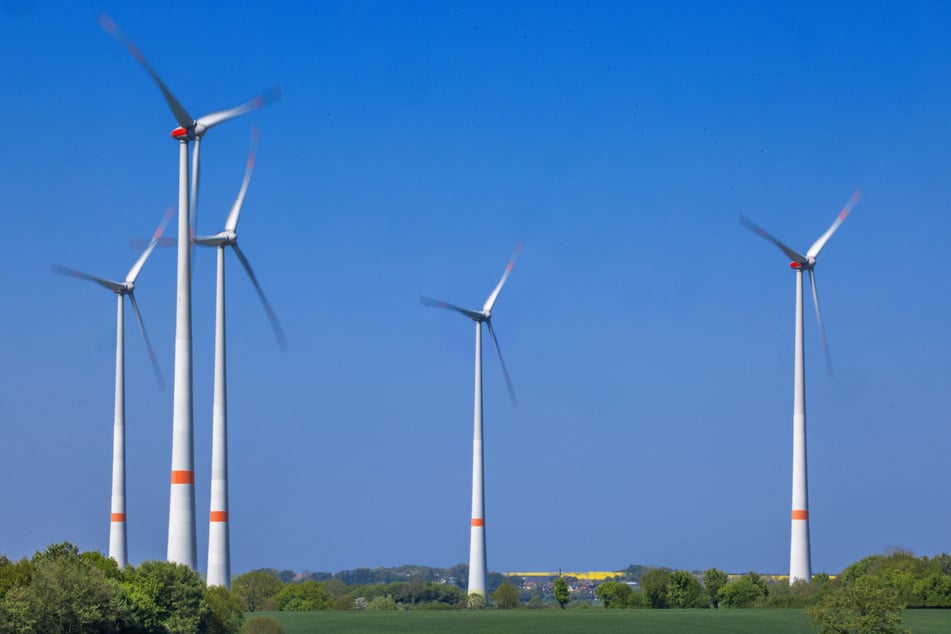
[806,188,861,259]
[483,243,522,313]
[98,13,194,129]
[808,269,834,378]
[738,215,807,264]
[126,206,174,283]
[486,318,518,407]
[51,264,124,293]
[196,85,283,131]
[225,127,260,232]
[419,296,483,321]
[231,243,287,350]
[128,292,165,389]
[189,137,202,241]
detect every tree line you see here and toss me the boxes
[3,543,949,632]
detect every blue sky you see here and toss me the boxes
[0,1,948,577]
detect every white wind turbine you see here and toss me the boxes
[739,189,860,584]
[420,244,521,600]
[99,13,281,569]
[52,208,173,569]
[194,128,286,588]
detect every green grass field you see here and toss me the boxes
[250,608,951,634]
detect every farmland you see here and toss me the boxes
[254,608,951,634]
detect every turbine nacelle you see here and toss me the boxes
[789,259,815,271]
[194,231,237,247]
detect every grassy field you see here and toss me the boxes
[249,608,951,634]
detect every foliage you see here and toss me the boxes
[366,595,399,611]
[553,576,570,609]
[762,574,834,608]
[9,542,131,633]
[717,573,768,609]
[240,615,283,634]
[703,568,727,608]
[123,559,210,633]
[273,580,329,611]
[838,550,951,609]
[233,570,284,612]
[466,593,486,609]
[667,570,706,609]
[594,581,637,608]
[641,568,671,608]
[205,585,245,634]
[492,580,521,609]
[807,576,909,634]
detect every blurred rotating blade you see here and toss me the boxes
[738,215,807,264]
[225,127,260,233]
[196,85,283,131]
[128,291,165,389]
[483,243,522,313]
[807,188,861,259]
[231,243,287,350]
[126,206,174,284]
[51,264,124,294]
[419,296,483,321]
[485,318,517,407]
[98,13,194,129]
[808,269,834,378]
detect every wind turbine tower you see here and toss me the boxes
[421,245,520,600]
[739,190,860,583]
[195,129,286,588]
[100,14,281,569]
[52,209,171,568]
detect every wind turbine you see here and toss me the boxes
[194,128,286,588]
[420,244,521,600]
[739,189,860,584]
[51,208,172,569]
[99,13,281,569]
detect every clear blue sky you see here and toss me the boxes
[0,1,948,577]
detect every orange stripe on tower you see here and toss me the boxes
[171,470,194,484]
[111,513,126,522]
[792,510,809,520]
[210,511,229,522]
[471,518,485,527]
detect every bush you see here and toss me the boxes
[366,595,399,611]
[807,576,909,634]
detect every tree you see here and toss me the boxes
[14,542,130,633]
[718,573,767,609]
[492,580,520,609]
[553,576,570,609]
[703,568,728,608]
[595,581,635,608]
[667,570,705,609]
[641,568,671,608]
[273,580,329,611]
[807,576,909,634]
[205,585,244,634]
[124,560,210,633]
[232,570,283,612]
[0,556,32,599]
